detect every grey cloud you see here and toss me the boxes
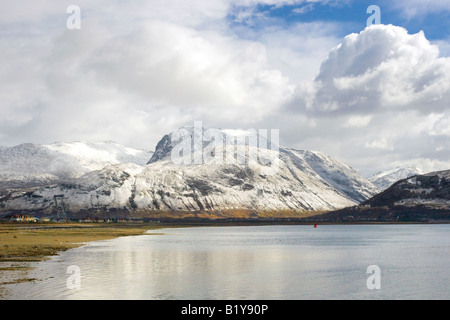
[0,2,448,177]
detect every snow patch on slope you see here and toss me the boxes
[369,167,425,191]
[0,141,153,188]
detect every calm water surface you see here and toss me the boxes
[6,224,450,300]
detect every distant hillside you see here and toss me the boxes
[316,170,450,223]
[0,141,153,189]
[369,167,424,191]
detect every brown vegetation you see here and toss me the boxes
[0,222,165,299]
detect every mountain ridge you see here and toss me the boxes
[0,141,153,189]
[0,127,379,219]
[369,167,425,191]
[317,169,450,222]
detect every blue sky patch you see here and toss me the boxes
[227,0,449,41]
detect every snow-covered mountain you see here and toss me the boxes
[147,126,277,164]
[0,127,379,218]
[369,167,425,191]
[289,149,377,203]
[320,169,450,223]
[0,141,153,189]
[367,169,450,209]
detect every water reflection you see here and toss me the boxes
[6,225,450,300]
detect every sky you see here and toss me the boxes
[0,0,449,177]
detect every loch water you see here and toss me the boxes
[7,224,450,300]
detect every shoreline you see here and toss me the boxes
[0,222,175,299]
[1,220,449,299]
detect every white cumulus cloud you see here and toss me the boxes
[296,25,450,116]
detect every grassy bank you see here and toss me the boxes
[0,222,169,299]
